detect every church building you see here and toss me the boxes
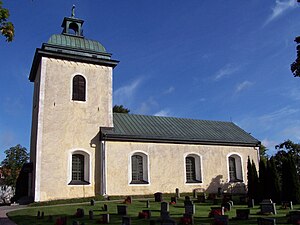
[28,12,260,202]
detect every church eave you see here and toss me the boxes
[100,133,261,147]
[29,48,119,82]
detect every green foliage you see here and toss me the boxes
[258,159,267,200]
[113,105,130,114]
[0,144,29,189]
[251,160,259,202]
[259,144,268,161]
[281,156,300,203]
[267,158,281,202]
[0,1,14,42]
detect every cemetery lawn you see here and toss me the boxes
[7,198,298,225]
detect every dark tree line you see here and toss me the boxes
[248,140,300,203]
[291,0,300,77]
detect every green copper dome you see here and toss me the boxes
[48,34,107,53]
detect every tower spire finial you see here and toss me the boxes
[71,5,75,17]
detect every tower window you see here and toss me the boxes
[72,75,86,101]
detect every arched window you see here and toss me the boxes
[72,75,86,101]
[69,151,90,185]
[185,154,202,183]
[228,154,243,182]
[72,154,84,181]
[130,152,149,184]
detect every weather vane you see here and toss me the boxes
[71,5,75,17]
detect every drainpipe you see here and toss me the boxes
[101,138,106,196]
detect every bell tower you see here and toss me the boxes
[29,8,118,201]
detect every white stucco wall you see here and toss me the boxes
[105,141,259,196]
[30,57,113,201]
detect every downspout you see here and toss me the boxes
[101,136,107,196]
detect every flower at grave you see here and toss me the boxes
[208,209,222,218]
[55,218,64,225]
[169,201,176,205]
[138,211,149,219]
[179,216,192,225]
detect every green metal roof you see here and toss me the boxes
[102,113,260,146]
[48,34,107,53]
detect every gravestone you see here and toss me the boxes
[117,205,128,215]
[154,192,163,202]
[184,196,195,215]
[228,200,234,207]
[248,199,255,208]
[102,214,109,224]
[214,215,229,225]
[175,188,180,198]
[260,200,277,215]
[282,201,293,210]
[197,193,206,203]
[161,202,170,218]
[222,202,231,211]
[103,204,108,211]
[257,217,276,225]
[161,202,169,212]
[122,216,131,225]
[76,208,84,218]
[37,211,41,219]
[235,209,250,220]
[124,196,132,204]
[41,211,44,219]
[89,210,93,220]
[193,189,197,199]
[185,203,195,215]
[170,197,177,203]
[90,199,95,206]
[142,209,151,218]
[146,200,150,208]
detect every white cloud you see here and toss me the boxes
[259,106,299,123]
[0,131,15,147]
[235,81,254,92]
[136,97,159,115]
[163,86,175,94]
[214,64,240,81]
[264,0,298,25]
[154,109,171,117]
[113,78,142,105]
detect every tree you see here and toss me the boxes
[259,144,268,161]
[281,156,300,203]
[251,160,259,202]
[0,1,14,42]
[0,144,29,190]
[267,158,281,203]
[258,159,267,200]
[247,157,254,200]
[113,105,130,114]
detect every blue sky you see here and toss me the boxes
[0,0,300,161]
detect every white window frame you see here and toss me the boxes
[227,153,243,182]
[184,153,203,185]
[70,73,88,103]
[68,149,91,186]
[128,151,150,186]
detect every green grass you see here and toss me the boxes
[7,198,298,225]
